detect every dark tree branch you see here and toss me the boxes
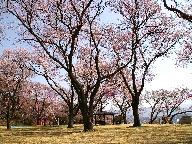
[163,0,192,23]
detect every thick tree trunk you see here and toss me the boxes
[83,117,93,131]
[68,109,74,128]
[68,95,74,128]
[132,100,141,127]
[81,106,93,131]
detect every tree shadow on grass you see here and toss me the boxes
[0,126,86,137]
[3,131,77,137]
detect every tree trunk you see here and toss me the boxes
[68,108,74,128]
[37,117,40,125]
[150,113,159,124]
[84,116,93,131]
[6,113,11,129]
[123,112,127,124]
[149,119,153,124]
[81,106,93,131]
[132,100,141,127]
[6,118,11,129]
[68,95,74,128]
[149,112,153,124]
[82,113,93,131]
[44,118,47,126]
[6,103,11,129]
[149,118,156,124]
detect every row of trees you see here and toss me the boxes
[0,0,191,131]
[1,48,192,129]
[143,88,192,124]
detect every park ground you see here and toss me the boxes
[0,124,192,144]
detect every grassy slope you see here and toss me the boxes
[0,124,192,144]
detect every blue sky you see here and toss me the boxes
[1,1,192,106]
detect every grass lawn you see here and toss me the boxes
[0,124,192,144]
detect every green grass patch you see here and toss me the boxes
[0,124,192,143]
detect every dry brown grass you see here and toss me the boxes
[0,124,192,144]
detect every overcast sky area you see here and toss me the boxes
[0,1,192,107]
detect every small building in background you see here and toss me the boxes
[179,116,192,124]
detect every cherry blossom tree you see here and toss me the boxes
[47,84,79,128]
[101,71,147,124]
[112,94,131,124]
[0,48,34,129]
[102,73,132,124]
[109,0,181,126]
[144,88,192,124]
[143,89,169,124]
[6,0,131,131]
[22,82,55,125]
[59,86,79,128]
[161,87,192,123]
[20,82,66,126]
[29,55,80,128]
